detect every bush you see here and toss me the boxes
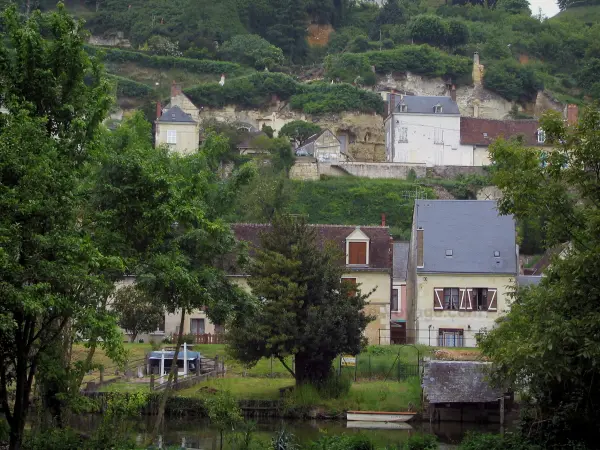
[109,75,153,98]
[87,46,242,75]
[483,59,543,102]
[404,434,438,450]
[458,432,542,450]
[220,34,284,70]
[315,375,352,399]
[309,434,375,450]
[289,82,383,115]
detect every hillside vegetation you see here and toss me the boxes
[23,0,599,111]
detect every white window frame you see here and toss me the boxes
[399,103,407,112]
[537,128,546,144]
[434,105,443,114]
[167,129,177,144]
[398,127,408,143]
[392,287,401,312]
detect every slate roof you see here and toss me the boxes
[230,223,392,274]
[148,350,201,361]
[415,200,517,274]
[422,361,502,404]
[157,105,196,124]
[517,275,543,286]
[393,96,460,115]
[460,117,542,146]
[393,242,410,281]
[297,129,344,153]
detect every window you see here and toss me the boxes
[416,229,424,268]
[443,288,459,310]
[155,315,165,333]
[434,128,443,144]
[348,242,367,265]
[342,278,357,296]
[473,288,488,311]
[399,103,407,112]
[537,129,546,144]
[190,318,205,335]
[392,288,400,312]
[445,249,453,257]
[438,329,464,347]
[398,127,408,143]
[434,104,443,114]
[494,250,500,257]
[167,130,177,144]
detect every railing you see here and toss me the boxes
[168,333,226,344]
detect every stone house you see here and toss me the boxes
[165,223,393,345]
[155,105,199,155]
[407,200,518,347]
[296,129,346,162]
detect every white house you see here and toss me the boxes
[385,96,471,166]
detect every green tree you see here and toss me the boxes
[349,34,371,52]
[228,215,372,384]
[409,15,448,48]
[496,0,531,14]
[279,120,322,147]
[204,391,243,450]
[112,285,164,343]
[480,106,600,448]
[266,0,309,63]
[220,34,285,70]
[446,19,470,49]
[483,59,543,102]
[0,5,114,449]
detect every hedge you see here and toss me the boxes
[86,46,242,75]
[109,75,153,98]
[184,73,384,115]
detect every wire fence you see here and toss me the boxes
[384,328,488,348]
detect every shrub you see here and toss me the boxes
[483,59,543,102]
[289,82,383,115]
[109,75,153,98]
[404,434,438,450]
[315,375,352,399]
[309,434,375,450]
[220,34,284,70]
[458,432,542,450]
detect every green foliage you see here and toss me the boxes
[228,215,372,384]
[112,284,164,342]
[324,53,376,85]
[496,0,531,14]
[204,391,243,450]
[279,120,322,147]
[87,46,242,75]
[483,59,543,102]
[480,107,600,448]
[409,15,448,47]
[272,429,299,450]
[220,34,285,70]
[289,82,384,115]
[458,432,542,450]
[404,434,438,450]
[309,434,374,450]
[109,75,153,98]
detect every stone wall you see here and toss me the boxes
[89,33,131,48]
[289,160,319,180]
[335,162,427,179]
[426,165,488,179]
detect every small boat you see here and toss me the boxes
[346,420,413,430]
[346,410,415,423]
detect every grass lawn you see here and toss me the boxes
[177,377,294,400]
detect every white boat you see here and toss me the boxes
[346,420,413,430]
[346,410,415,423]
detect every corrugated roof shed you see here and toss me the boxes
[394,96,460,115]
[415,200,517,275]
[393,242,410,281]
[460,117,542,146]
[423,361,502,403]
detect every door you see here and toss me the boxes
[190,318,205,335]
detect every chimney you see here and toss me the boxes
[171,81,182,98]
[381,213,386,227]
[567,104,578,125]
[473,52,480,65]
[156,101,162,120]
[450,84,456,102]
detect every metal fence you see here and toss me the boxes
[381,328,486,348]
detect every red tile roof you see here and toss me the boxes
[230,223,392,273]
[460,117,542,146]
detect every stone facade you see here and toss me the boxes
[289,159,320,180]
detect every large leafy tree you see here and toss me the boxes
[480,106,600,448]
[279,120,322,148]
[228,215,372,384]
[266,0,308,63]
[220,34,284,70]
[113,285,165,343]
[0,5,113,449]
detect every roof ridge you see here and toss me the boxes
[230,223,390,229]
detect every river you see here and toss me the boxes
[72,415,505,448]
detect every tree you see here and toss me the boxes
[375,0,406,27]
[479,106,600,448]
[228,215,372,384]
[204,391,243,450]
[409,15,448,48]
[113,285,164,343]
[445,19,470,49]
[279,120,322,147]
[496,0,531,14]
[483,59,543,102]
[266,0,309,63]
[220,34,284,70]
[0,6,114,449]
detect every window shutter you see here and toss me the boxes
[433,288,444,310]
[459,289,466,310]
[349,242,367,264]
[488,288,498,311]
[466,289,473,310]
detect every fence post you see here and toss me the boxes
[150,373,155,391]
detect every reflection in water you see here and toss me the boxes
[71,415,504,448]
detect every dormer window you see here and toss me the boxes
[537,129,546,144]
[434,104,443,114]
[399,103,407,112]
[346,228,370,266]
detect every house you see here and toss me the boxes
[391,242,410,344]
[296,129,346,163]
[385,96,467,166]
[155,105,199,155]
[407,200,517,347]
[237,130,269,155]
[460,117,551,166]
[166,82,201,122]
[422,361,513,423]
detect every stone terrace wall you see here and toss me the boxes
[335,162,427,179]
